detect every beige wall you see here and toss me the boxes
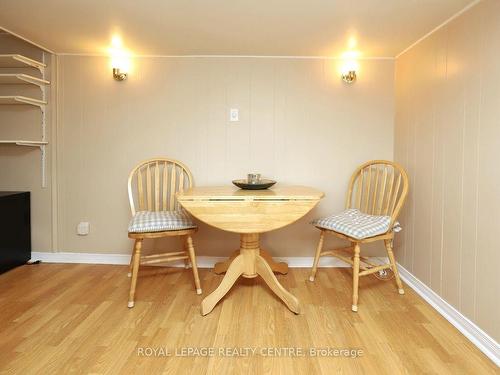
[56,56,394,257]
[0,33,55,251]
[394,0,500,342]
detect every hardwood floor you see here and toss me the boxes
[0,264,496,374]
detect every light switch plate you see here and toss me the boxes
[77,222,90,236]
[230,108,239,122]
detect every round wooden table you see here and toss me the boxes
[177,185,324,315]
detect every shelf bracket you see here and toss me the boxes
[41,53,47,188]
[41,144,46,188]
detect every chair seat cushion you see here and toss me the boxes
[128,210,196,233]
[312,209,397,240]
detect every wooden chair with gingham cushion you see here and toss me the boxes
[126,158,201,308]
[309,160,409,312]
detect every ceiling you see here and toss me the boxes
[0,0,476,57]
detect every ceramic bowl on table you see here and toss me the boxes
[232,179,277,190]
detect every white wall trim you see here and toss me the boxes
[32,251,132,265]
[397,263,500,366]
[56,53,394,60]
[31,252,350,268]
[395,0,482,59]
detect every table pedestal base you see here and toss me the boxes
[201,233,300,316]
[214,250,288,275]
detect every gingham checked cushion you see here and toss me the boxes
[312,209,400,240]
[128,210,196,233]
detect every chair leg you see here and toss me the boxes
[128,239,142,308]
[127,247,136,277]
[384,239,404,295]
[352,243,360,312]
[181,237,191,269]
[186,235,202,295]
[309,230,325,282]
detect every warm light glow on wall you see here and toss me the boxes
[340,50,360,84]
[109,35,131,81]
[347,36,357,50]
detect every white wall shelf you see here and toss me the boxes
[0,73,50,87]
[0,54,46,70]
[0,95,47,107]
[0,140,48,146]
[0,53,49,188]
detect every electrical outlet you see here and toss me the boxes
[230,108,239,122]
[77,222,90,236]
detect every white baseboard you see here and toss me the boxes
[397,263,500,366]
[29,251,498,366]
[30,252,350,268]
[32,251,132,265]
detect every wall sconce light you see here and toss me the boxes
[113,67,127,81]
[341,70,357,84]
[340,60,358,84]
[340,51,359,84]
[109,36,130,81]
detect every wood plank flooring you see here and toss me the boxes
[0,264,496,374]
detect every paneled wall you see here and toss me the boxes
[394,0,499,342]
[56,56,394,257]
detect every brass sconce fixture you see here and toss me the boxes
[340,50,359,84]
[341,70,357,83]
[109,35,130,81]
[112,68,127,81]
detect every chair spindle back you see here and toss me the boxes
[346,160,409,226]
[128,158,194,215]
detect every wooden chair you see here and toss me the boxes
[309,160,409,312]
[127,158,201,308]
